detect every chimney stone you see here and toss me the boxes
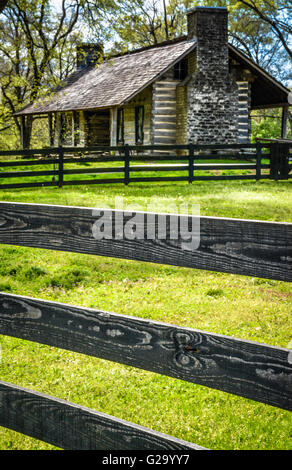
[77,44,103,70]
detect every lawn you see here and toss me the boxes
[0,178,291,450]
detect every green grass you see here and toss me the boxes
[0,178,291,450]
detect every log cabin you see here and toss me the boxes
[15,7,290,149]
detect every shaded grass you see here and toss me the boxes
[0,179,291,450]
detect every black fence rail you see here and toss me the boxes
[0,202,291,450]
[0,142,291,190]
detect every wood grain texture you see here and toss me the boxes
[0,202,291,281]
[0,293,291,410]
[0,381,203,450]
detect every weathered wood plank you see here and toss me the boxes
[0,169,57,178]
[0,202,291,281]
[62,156,125,164]
[0,148,59,157]
[0,142,275,159]
[0,381,203,450]
[0,293,291,410]
[130,165,189,172]
[0,159,60,167]
[129,163,266,171]
[0,181,58,190]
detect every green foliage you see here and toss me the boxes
[0,0,115,149]
[251,109,292,142]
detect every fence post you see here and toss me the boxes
[279,144,290,180]
[256,142,262,181]
[270,143,279,181]
[124,144,130,185]
[58,146,64,188]
[188,143,194,184]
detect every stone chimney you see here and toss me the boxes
[76,43,103,70]
[186,7,239,144]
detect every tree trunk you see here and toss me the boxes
[20,115,33,150]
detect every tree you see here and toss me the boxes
[236,0,292,60]
[108,0,193,52]
[251,108,292,141]
[109,0,169,50]
[0,0,119,148]
[0,0,85,148]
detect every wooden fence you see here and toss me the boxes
[0,142,291,190]
[0,202,291,450]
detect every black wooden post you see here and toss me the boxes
[281,106,288,139]
[58,146,64,188]
[48,114,54,148]
[188,143,194,184]
[124,144,130,185]
[256,142,262,181]
[270,143,279,180]
[279,143,290,179]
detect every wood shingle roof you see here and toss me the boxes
[16,39,196,115]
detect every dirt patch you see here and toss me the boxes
[260,288,292,300]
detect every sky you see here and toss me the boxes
[51,0,63,10]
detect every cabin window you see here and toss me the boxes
[117,108,124,144]
[135,106,144,144]
[174,58,188,80]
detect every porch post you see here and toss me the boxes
[110,107,118,147]
[20,115,26,150]
[281,106,288,139]
[73,111,80,146]
[48,113,54,147]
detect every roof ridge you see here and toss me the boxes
[108,35,189,60]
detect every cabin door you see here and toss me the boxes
[85,110,110,146]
